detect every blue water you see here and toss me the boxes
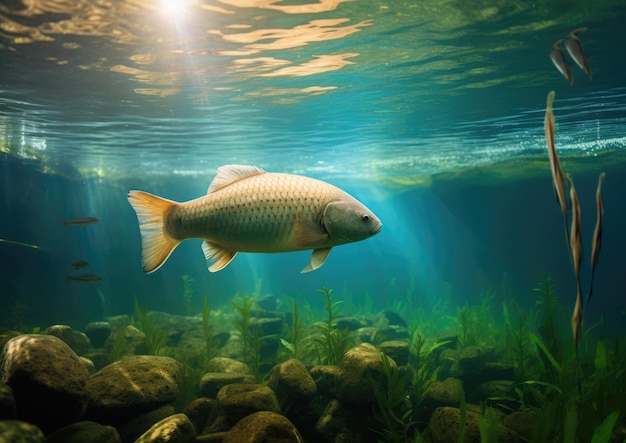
[1,0,626,336]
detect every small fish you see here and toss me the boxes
[0,238,43,250]
[127,164,382,274]
[550,39,573,85]
[588,172,606,303]
[545,91,570,249]
[71,260,89,270]
[63,217,99,226]
[566,173,583,346]
[564,27,592,79]
[66,273,103,283]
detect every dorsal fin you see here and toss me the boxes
[208,165,265,194]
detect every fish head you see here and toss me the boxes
[322,196,382,244]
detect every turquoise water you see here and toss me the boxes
[1,0,626,335]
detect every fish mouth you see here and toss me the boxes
[372,223,383,235]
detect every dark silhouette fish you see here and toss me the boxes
[66,273,102,283]
[71,260,89,270]
[588,172,606,303]
[0,238,43,250]
[564,27,592,79]
[63,217,99,226]
[550,39,573,85]
[544,91,570,250]
[566,173,583,346]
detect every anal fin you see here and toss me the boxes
[202,240,238,272]
[301,247,332,273]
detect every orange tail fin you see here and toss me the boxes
[127,190,181,273]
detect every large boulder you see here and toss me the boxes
[135,413,196,443]
[44,325,93,356]
[1,334,90,432]
[0,419,45,443]
[86,355,180,423]
[265,359,317,406]
[46,420,121,443]
[222,411,302,443]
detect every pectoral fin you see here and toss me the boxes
[301,247,332,273]
[202,240,238,272]
[294,210,329,247]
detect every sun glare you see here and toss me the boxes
[158,0,187,17]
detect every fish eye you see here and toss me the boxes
[361,214,370,222]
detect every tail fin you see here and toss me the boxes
[127,190,181,273]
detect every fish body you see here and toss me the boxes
[63,217,99,226]
[588,172,606,302]
[566,173,583,346]
[564,27,592,79]
[71,260,89,269]
[66,273,102,283]
[127,165,382,273]
[550,39,573,85]
[0,238,43,250]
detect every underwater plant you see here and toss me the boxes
[314,287,351,365]
[133,295,168,355]
[502,300,531,381]
[280,299,314,363]
[533,273,562,371]
[181,274,195,316]
[230,294,265,382]
[371,350,414,443]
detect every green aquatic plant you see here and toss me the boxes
[314,287,351,365]
[280,299,314,362]
[230,294,264,381]
[478,404,499,443]
[133,295,168,355]
[371,350,414,443]
[534,272,561,363]
[457,385,466,443]
[502,301,531,381]
[181,274,194,316]
[457,305,481,349]
[107,327,127,362]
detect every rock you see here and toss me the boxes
[44,325,93,356]
[46,420,121,443]
[104,325,150,358]
[354,327,377,344]
[86,355,180,423]
[314,399,373,443]
[335,343,395,406]
[0,419,45,443]
[222,411,302,443]
[0,383,16,419]
[373,325,410,343]
[135,413,196,443]
[482,361,516,380]
[183,398,215,435]
[80,356,97,374]
[374,309,408,328]
[250,317,283,336]
[0,330,22,350]
[503,411,535,441]
[428,406,515,443]
[378,341,410,366]
[1,334,90,432]
[117,404,175,443]
[309,365,340,397]
[204,384,280,433]
[469,379,514,402]
[206,357,251,374]
[198,373,255,398]
[266,359,317,406]
[336,316,368,332]
[455,345,495,380]
[85,322,112,348]
[83,350,111,372]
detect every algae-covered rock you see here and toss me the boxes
[117,404,175,442]
[183,397,215,435]
[46,420,121,443]
[0,419,45,443]
[0,383,16,419]
[198,372,255,398]
[378,340,410,366]
[44,325,93,356]
[266,359,316,406]
[1,334,90,432]
[206,357,251,375]
[86,355,180,423]
[428,406,516,443]
[135,413,196,443]
[85,322,112,348]
[335,343,395,406]
[203,383,280,433]
[309,365,341,397]
[222,411,302,443]
[314,399,374,443]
